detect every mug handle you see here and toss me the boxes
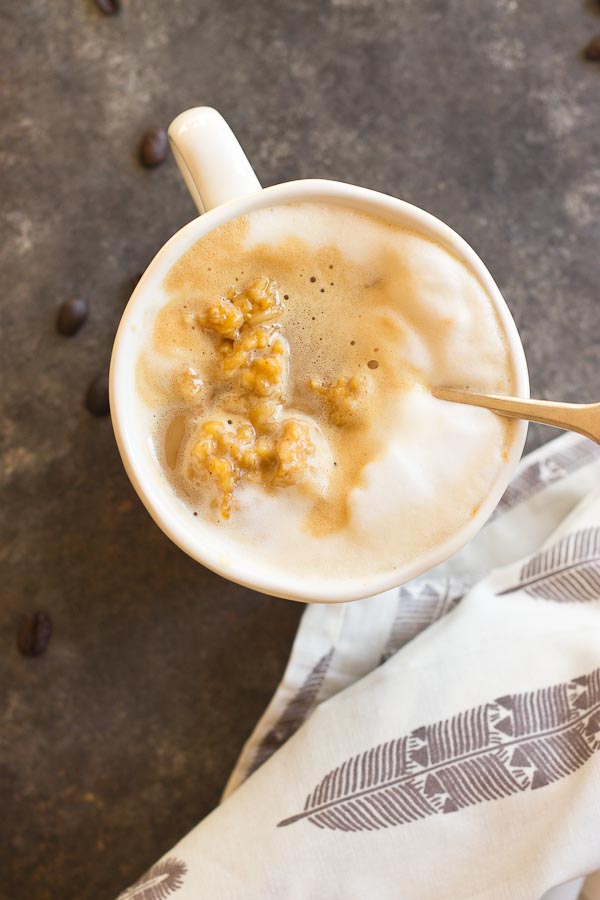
[168,107,261,215]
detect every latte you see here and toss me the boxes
[135,202,516,585]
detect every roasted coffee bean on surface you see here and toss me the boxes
[584,35,600,61]
[85,374,110,417]
[18,611,52,657]
[94,0,120,15]
[139,127,169,167]
[56,297,89,336]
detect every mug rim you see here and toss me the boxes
[110,178,529,603]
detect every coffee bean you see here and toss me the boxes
[584,35,600,61]
[56,297,88,336]
[86,374,110,417]
[18,611,52,657]
[94,0,120,15]
[139,127,168,168]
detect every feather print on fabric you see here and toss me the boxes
[379,578,470,665]
[117,858,187,900]
[246,648,335,778]
[492,437,600,518]
[498,528,600,601]
[278,668,600,831]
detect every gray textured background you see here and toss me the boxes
[1,1,599,898]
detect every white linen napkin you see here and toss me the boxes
[116,433,600,900]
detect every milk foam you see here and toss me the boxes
[137,202,516,585]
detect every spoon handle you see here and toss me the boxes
[432,387,600,444]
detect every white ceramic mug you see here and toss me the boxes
[110,106,529,603]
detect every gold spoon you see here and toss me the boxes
[432,387,600,444]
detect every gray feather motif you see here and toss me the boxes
[117,858,187,900]
[492,438,600,518]
[278,668,600,831]
[498,527,600,601]
[380,578,470,665]
[247,648,334,778]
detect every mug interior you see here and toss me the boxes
[110,179,529,603]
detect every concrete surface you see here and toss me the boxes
[1,1,599,898]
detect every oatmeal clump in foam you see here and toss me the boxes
[309,374,372,428]
[179,277,339,517]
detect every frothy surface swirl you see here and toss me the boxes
[136,202,516,585]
